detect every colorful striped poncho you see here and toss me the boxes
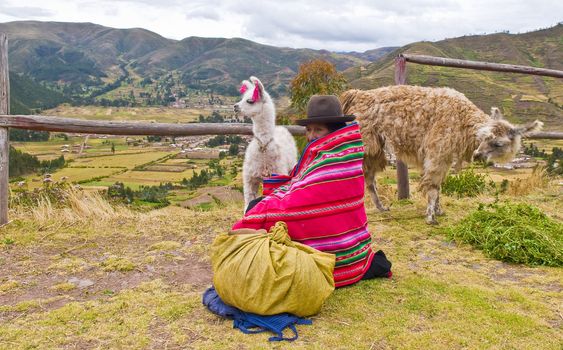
[232,123,375,287]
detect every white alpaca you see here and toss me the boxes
[234,76,298,209]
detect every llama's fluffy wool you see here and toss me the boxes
[341,85,543,224]
[234,77,298,208]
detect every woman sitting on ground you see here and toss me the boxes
[233,95,392,288]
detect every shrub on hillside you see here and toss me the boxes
[106,182,171,206]
[9,129,50,142]
[546,147,562,175]
[9,147,66,178]
[10,182,75,208]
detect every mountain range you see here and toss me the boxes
[0,20,561,130]
[0,21,369,97]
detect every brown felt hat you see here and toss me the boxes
[295,95,356,126]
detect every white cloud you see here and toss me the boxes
[185,7,221,21]
[0,4,54,18]
[0,0,561,51]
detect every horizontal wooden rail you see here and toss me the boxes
[400,54,563,79]
[0,114,560,139]
[0,114,306,136]
[528,131,563,139]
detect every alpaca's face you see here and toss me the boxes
[234,77,267,120]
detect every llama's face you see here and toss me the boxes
[474,109,543,163]
[234,77,266,120]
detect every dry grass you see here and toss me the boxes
[506,166,550,196]
[11,188,133,227]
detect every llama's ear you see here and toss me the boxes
[250,76,263,90]
[240,80,252,94]
[249,76,264,102]
[516,120,543,137]
[490,107,503,120]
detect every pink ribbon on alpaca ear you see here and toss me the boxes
[239,84,248,94]
[252,84,261,102]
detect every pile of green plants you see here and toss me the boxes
[446,202,563,267]
[442,168,491,197]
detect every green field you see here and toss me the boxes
[70,152,173,169]
[11,136,138,161]
[43,167,122,184]
[43,105,215,123]
[107,170,196,185]
[13,139,182,189]
[524,139,563,153]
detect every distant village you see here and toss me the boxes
[59,133,250,160]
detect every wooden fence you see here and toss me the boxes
[1,32,563,224]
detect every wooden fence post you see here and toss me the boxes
[394,56,410,200]
[0,33,9,225]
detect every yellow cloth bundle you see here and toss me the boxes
[211,221,335,317]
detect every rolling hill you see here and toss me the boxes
[345,24,563,130]
[9,73,67,114]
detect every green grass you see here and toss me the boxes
[101,257,136,272]
[149,241,182,251]
[0,280,20,293]
[193,202,215,211]
[446,202,563,266]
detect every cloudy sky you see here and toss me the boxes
[0,0,561,51]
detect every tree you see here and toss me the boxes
[8,147,65,177]
[228,143,239,156]
[9,129,50,142]
[290,59,347,113]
